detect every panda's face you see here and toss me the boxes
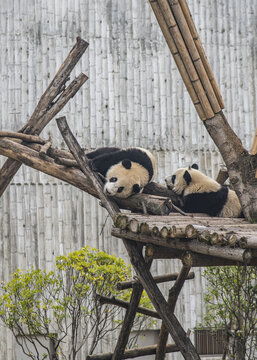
[104,160,148,198]
[165,168,191,195]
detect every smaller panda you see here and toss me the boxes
[165,164,242,217]
[87,147,157,198]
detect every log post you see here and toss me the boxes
[122,239,201,360]
[156,264,192,360]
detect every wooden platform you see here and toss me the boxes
[112,213,257,266]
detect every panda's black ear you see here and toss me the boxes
[132,184,141,193]
[122,159,132,169]
[191,163,199,169]
[183,170,192,185]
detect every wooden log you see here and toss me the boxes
[97,294,160,319]
[182,251,257,267]
[140,222,150,235]
[169,0,221,114]
[128,218,140,233]
[0,37,88,198]
[0,138,175,215]
[111,257,152,360]
[148,0,206,120]
[143,182,183,207]
[160,226,170,239]
[56,117,119,220]
[123,239,201,360]
[114,215,129,230]
[239,236,257,249]
[86,343,179,360]
[178,0,225,109]
[0,132,46,144]
[117,271,194,290]
[157,0,214,119]
[54,157,78,167]
[156,265,191,360]
[111,228,253,264]
[145,244,184,259]
[39,136,52,159]
[216,168,229,185]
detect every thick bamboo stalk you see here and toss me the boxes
[117,271,194,290]
[157,0,214,119]
[86,343,179,360]
[97,294,160,319]
[148,0,206,120]
[178,0,225,109]
[169,0,221,113]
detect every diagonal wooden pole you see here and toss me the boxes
[0,37,88,197]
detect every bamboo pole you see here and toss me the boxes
[148,0,206,120]
[156,0,214,119]
[178,0,225,108]
[168,0,221,113]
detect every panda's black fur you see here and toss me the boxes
[88,147,155,181]
[165,164,242,218]
[86,147,156,198]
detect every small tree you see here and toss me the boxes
[0,246,153,360]
[199,266,257,360]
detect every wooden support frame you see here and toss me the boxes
[0,37,89,197]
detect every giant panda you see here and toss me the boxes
[165,164,242,217]
[86,147,157,198]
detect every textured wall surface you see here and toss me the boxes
[0,0,256,359]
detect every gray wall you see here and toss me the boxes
[0,0,256,358]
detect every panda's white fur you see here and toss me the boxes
[88,147,156,198]
[165,164,242,218]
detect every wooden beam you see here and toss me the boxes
[117,271,194,290]
[156,265,192,359]
[86,343,179,360]
[111,228,253,264]
[97,294,160,319]
[122,239,201,360]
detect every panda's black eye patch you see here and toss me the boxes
[171,175,176,184]
[110,177,117,182]
[117,186,124,193]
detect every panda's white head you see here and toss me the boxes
[104,159,150,198]
[165,163,220,195]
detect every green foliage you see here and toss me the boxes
[200,266,257,360]
[0,246,153,360]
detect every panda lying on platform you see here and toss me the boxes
[86,147,157,198]
[165,164,242,217]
